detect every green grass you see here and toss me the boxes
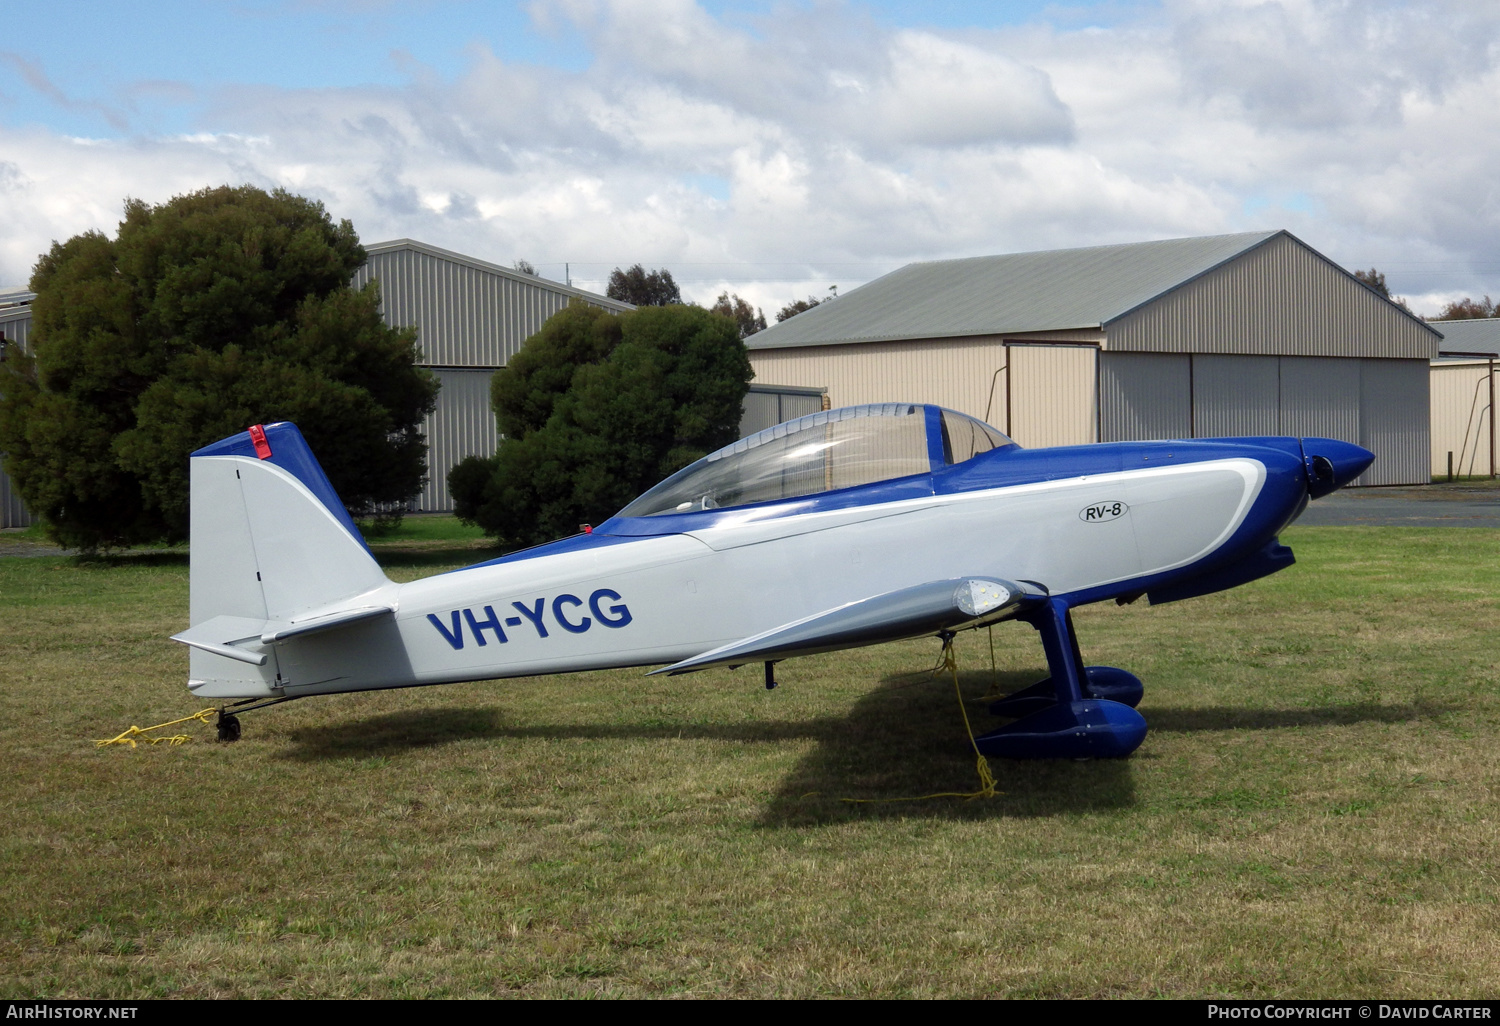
[0,522,53,542]
[0,514,492,554]
[356,514,493,545]
[2,527,1498,997]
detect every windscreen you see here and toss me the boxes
[619,404,935,517]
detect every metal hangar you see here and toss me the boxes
[351,239,631,511]
[745,230,1440,486]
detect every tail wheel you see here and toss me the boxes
[216,711,242,743]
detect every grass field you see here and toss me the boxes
[2,524,1498,998]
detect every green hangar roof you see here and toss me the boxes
[747,230,1439,358]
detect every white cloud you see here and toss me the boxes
[0,0,1498,312]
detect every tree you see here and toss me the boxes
[776,296,822,322]
[606,264,681,306]
[709,291,767,338]
[0,184,437,551]
[1352,267,1410,311]
[1353,268,1391,298]
[513,259,537,276]
[450,302,751,547]
[1433,296,1498,320]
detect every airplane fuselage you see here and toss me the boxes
[189,436,1313,700]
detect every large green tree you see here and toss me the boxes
[0,184,437,550]
[450,301,752,547]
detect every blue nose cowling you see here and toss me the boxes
[1301,437,1375,498]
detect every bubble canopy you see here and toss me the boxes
[618,404,1015,518]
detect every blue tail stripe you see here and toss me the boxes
[191,422,370,552]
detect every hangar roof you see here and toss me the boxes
[1431,317,1500,359]
[363,239,633,312]
[746,230,1436,354]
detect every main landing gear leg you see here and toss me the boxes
[764,661,779,690]
[973,597,1147,759]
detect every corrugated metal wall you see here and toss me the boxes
[1192,354,1279,436]
[0,308,32,352]
[1101,352,1430,484]
[747,331,1105,439]
[353,245,624,368]
[418,368,500,512]
[1358,358,1429,486]
[0,306,32,527]
[347,242,634,510]
[0,463,29,529]
[1279,356,1361,442]
[739,388,826,437]
[749,336,1010,426]
[1006,344,1097,447]
[1107,232,1441,360]
[1429,362,1493,478]
[1099,352,1191,440]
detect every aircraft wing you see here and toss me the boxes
[653,577,1046,676]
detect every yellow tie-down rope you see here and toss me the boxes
[841,633,1000,803]
[95,708,217,749]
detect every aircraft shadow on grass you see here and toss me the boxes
[278,702,835,761]
[279,706,514,759]
[759,667,1447,824]
[759,667,1138,824]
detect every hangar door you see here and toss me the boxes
[1098,353,1428,486]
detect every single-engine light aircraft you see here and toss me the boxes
[175,405,1372,757]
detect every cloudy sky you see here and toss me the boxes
[1,0,1497,316]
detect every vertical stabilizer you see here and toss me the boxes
[184,423,392,696]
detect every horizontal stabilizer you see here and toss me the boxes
[259,604,394,644]
[171,615,271,666]
[173,604,396,664]
[654,577,1045,676]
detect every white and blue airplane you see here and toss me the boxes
[174,404,1372,757]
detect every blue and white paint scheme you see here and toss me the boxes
[175,405,1372,757]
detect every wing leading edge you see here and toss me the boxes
[654,577,1047,676]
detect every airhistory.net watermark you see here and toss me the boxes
[5,1007,137,1020]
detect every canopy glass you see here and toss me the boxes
[618,404,1013,517]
